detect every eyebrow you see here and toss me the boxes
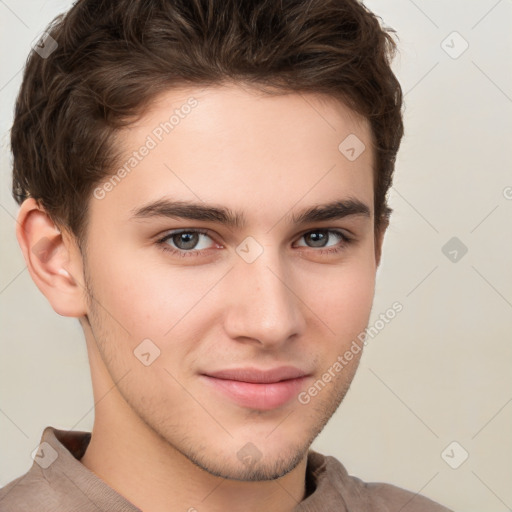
[130,197,371,229]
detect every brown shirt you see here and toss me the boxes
[0,426,452,511]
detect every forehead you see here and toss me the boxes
[142,83,372,150]
[91,83,374,227]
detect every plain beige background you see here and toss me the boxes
[1,1,511,510]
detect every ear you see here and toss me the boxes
[16,198,87,317]
[374,216,389,269]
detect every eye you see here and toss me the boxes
[295,229,352,253]
[156,228,353,258]
[157,229,219,257]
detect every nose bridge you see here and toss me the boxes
[224,242,305,344]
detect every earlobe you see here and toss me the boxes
[15,198,87,317]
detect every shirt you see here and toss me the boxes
[0,426,453,511]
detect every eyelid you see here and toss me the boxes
[294,226,353,240]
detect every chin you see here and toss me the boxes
[183,439,309,482]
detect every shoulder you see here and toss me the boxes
[304,450,453,512]
[1,426,140,512]
[361,480,453,512]
[0,426,93,512]
[0,468,58,512]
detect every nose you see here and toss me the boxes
[222,248,306,349]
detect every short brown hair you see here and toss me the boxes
[11,0,403,245]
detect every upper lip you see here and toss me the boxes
[204,366,309,384]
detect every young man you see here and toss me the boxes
[1,0,452,510]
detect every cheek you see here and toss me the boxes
[88,246,227,352]
[339,267,375,319]
[85,241,196,336]
[304,256,376,345]
[100,271,199,336]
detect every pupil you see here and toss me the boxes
[309,231,326,247]
[176,232,197,249]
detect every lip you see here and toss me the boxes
[206,366,309,383]
[201,366,310,410]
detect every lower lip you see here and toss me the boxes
[201,375,309,410]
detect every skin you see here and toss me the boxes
[17,83,387,512]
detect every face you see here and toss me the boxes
[81,83,381,480]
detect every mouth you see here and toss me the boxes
[200,366,311,411]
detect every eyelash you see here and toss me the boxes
[155,228,354,258]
